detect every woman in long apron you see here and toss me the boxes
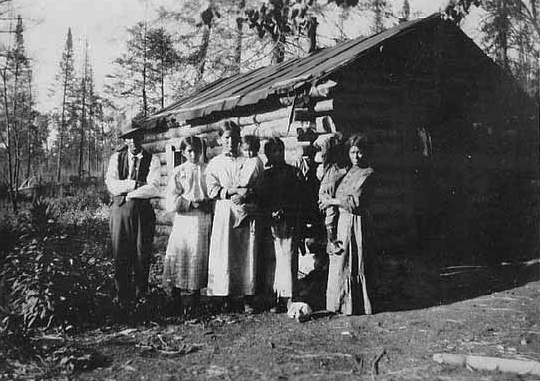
[206,121,263,313]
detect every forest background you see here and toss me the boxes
[0,0,538,212]
[0,1,539,378]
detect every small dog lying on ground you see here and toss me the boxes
[287,300,313,322]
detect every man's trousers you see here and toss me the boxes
[109,198,156,302]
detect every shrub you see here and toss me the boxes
[1,195,115,331]
[3,228,115,330]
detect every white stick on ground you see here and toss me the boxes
[433,353,540,375]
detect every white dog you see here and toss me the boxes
[287,301,313,322]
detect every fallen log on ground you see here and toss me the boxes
[432,353,540,376]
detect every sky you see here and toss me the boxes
[6,0,482,113]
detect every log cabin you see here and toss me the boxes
[138,13,539,258]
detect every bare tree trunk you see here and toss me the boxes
[25,78,32,179]
[234,0,246,74]
[79,41,90,178]
[142,20,148,116]
[373,0,385,34]
[337,5,349,41]
[501,0,509,71]
[26,128,30,179]
[529,0,540,96]
[195,23,212,86]
[12,49,21,195]
[1,69,17,212]
[307,16,318,53]
[87,123,92,174]
[160,62,165,109]
[272,32,286,64]
[57,84,68,183]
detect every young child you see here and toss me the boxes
[231,135,264,228]
[260,137,303,313]
[316,133,347,256]
[162,136,212,314]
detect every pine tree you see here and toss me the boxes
[106,21,158,116]
[146,27,180,109]
[367,0,390,34]
[0,14,34,211]
[481,0,511,71]
[50,27,77,182]
[446,0,539,97]
[78,39,90,178]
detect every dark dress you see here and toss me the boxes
[259,163,304,297]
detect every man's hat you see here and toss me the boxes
[119,118,145,139]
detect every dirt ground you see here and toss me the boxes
[9,249,538,381]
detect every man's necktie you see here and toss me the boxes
[129,156,138,180]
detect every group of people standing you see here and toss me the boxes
[106,119,376,318]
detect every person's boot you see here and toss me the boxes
[186,291,200,316]
[270,297,287,313]
[243,296,255,314]
[171,288,183,316]
[222,296,233,313]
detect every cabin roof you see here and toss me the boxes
[145,13,443,126]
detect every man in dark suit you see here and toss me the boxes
[105,122,161,306]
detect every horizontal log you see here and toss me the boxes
[314,99,334,113]
[143,125,191,143]
[236,107,291,126]
[145,118,303,152]
[432,353,540,376]
[315,116,337,133]
[144,123,222,143]
[294,108,333,120]
[143,130,220,155]
[314,98,396,118]
[241,120,302,139]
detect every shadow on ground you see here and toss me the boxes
[373,243,540,313]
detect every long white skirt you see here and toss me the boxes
[162,209,212,291]
[207,199,258,296]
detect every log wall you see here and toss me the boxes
[144,19,538,257]
[142,107,312,236]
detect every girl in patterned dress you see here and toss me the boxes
[162,136,212,314]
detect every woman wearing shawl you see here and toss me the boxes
[319,133,376,315]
